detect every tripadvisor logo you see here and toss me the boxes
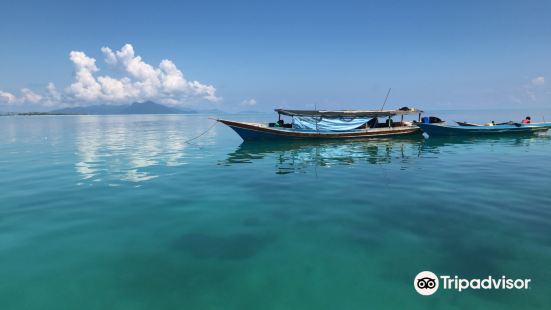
[414,271,531,296]
[414,271,439,295]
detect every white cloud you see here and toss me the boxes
[100,47,117,66]
[240,98,257,106]
[64,43,222,105]
[67,51,102,101]
[0,88,42,105]
[531,76,545,86]
[21,88,42,103]
[47,82,61,100]
[0,91,17,104]
[1,43,221,108]
[114,44,160,83]
[41,83,62,107]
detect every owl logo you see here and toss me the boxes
[416,277,436,289]
[414,271,439,295]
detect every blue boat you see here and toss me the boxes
[417,122,551,137]
[216,108,424,141]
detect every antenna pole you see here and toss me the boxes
[380,88,392,111]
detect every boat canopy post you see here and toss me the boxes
[418,113,421,122]
[278,112,281,122]
[388,116,391,127]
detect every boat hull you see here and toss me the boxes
[218,119,421,141]
[418,123,551,137]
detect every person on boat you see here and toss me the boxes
[522,116,531,124]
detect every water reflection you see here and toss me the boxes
[74,115,216,184]
[420,133,550,154]
[223,138,425,174]
[72,113,550,182]
[223,134,551,174]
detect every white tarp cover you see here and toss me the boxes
[292,116,371,131]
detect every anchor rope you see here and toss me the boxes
[183,121,218,144]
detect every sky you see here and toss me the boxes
[0,0,550,112]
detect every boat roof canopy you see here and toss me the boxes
[274,107,423,118]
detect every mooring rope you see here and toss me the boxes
[183,121,218,144]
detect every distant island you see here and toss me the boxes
[50,101,199,115]
[0,101,265,116]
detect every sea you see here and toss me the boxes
[1,109,551,309]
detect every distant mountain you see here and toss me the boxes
[52,104,126,115]
[120,101,192,114]
[50,101,198,115]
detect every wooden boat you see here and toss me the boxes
[455,121,483,127]
[216,108,424,141]
[456,120,519,127]
[418,122,551,137]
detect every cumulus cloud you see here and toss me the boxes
[21,88,42,103]
[0,88,42,105]
[73,43,222,105]
[66,43,221,105]
[101,47,117,66]
[67,51,102,101]
[0,43,221,107]
[0,91,17,104]
[531,76,545,86]
[47,82,61,100]
[42,82,62,107]
[240,98,257,106]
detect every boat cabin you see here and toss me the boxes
[269,107,423,131]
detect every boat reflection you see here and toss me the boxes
[223,138,425,174]
[223,133,550,174]
[420,133,550,154]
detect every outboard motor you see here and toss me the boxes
[429,116,444,123]
[422,116,444,124]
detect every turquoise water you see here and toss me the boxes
[1,113,551,309]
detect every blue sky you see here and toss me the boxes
[1,0,550,111]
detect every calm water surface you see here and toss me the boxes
[1,112,551,309]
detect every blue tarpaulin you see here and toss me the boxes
[292,116,371,131]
